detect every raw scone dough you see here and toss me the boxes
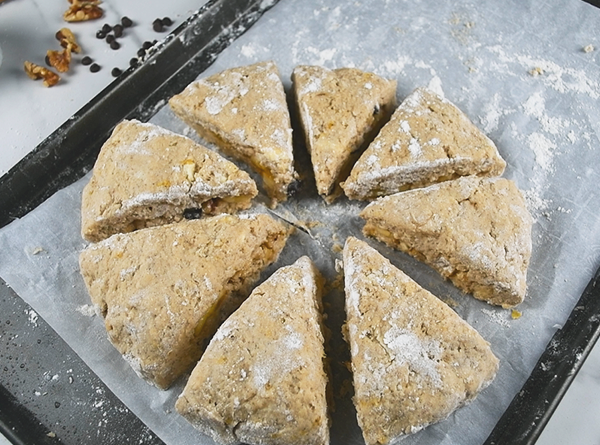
[343,237,499,445]
[169,61,296,207]
[342,87,506,201]
[361,176,532,307]
[81,119,258,242]
[79,214,291,390]
[292,65,397,202]
[176,256,329,445]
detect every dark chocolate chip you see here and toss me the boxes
[121,16,133,28]
[90,63,101,73]
[183,208,203,220]
[105,34,115,44]
[113,24,123,38]
[287,180,302,198]
[142,40,153,50]
[152,18,164,32]
[137,48,146,57]
[81,56,93,66]
[101,23,112,33]
[110,40,120,50]
[111,67,122,77]
[96,30,106,39]
[162,17,173,26]
[129,57,138,67]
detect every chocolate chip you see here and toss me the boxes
[183,208,203,220]
[152,18,164,32]
[142,40,153,50]
[105,34,115,44]
[162,17,173,27]
[81,56,93,66]
[129,58,138,67]
[287,180,302,198]
[96,30,106,39]
[121,16,133,27]
[137,48,146,57]
[113,24,123,38]
[111,67,122,77]
[90,63,100,73]
[110,40,120,50]
[101,23,112,33]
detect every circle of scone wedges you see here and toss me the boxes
[78,60,532,445]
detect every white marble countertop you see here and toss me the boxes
[1,0,599,444]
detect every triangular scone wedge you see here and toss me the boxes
[292,65,397,202]
[343,237,498,445]
[169,61,296,207]
[81,119,258,242]
[79,214,291,390]
[342,87,506,201]
[176,256,329,445]
[361,176,532,307]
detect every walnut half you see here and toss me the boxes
[56,28,81,53]
[24,61,60,87]
[46,48,72,73]
[63,0,103,22]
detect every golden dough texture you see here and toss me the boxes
[176,256,329,445]
[343,87,506,201]
[361,176,532,307]
[169,61,296,206]
[79,214,290,389]
[292,65,397,202]
[343,237,498,445]
[81,119,258,242]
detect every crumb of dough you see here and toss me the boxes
[529,67,544,76]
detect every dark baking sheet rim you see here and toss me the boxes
[1,0,600,443]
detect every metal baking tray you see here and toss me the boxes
[1,0,600,444]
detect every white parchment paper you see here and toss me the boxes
[1,0,600,444]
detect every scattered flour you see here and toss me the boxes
[522,189,552,216]
[240,44,257,58]
[304,47,337,65]
[481,308,510,328]
[77,304,97,317]
[488,46,600,99]
[27,309,39,325]
[527,133,556,172]
[479,93,512,134]
[427,76,444,97]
